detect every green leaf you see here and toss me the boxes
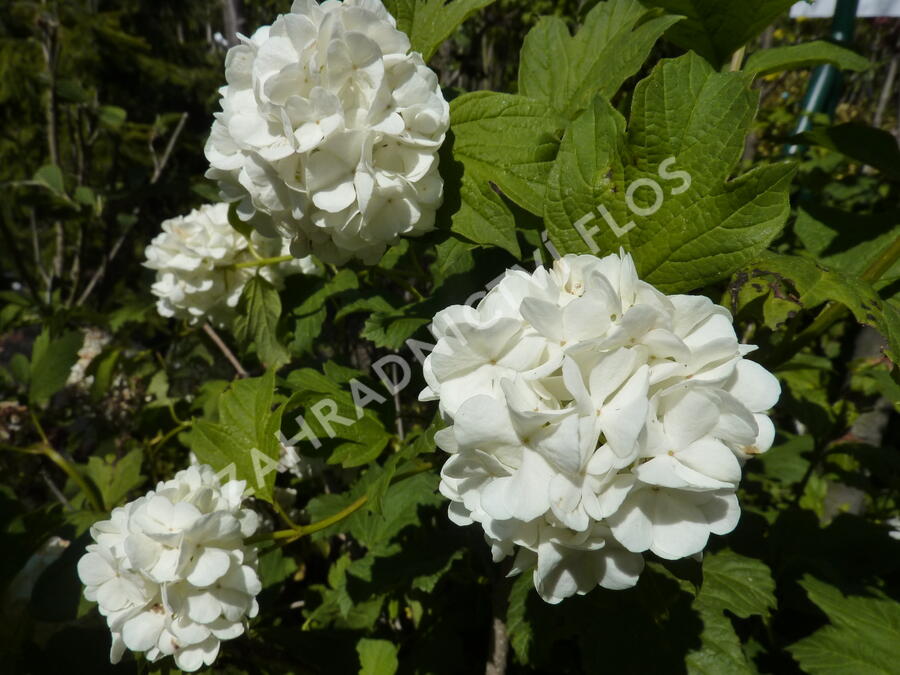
[797,123,900,181]
[83,449,145,510]
[145,369,174,409]
[356,638,399,675]
[518,0,682,120]
[29,329,82,406]
[643,0,797,67]
[745,252,900,364]
[217,369,277,445]
[696,550,776,620]
[870,368,900,407]
[74,185,96,208]
[234,275,290,368]
[329,435,392,468]
[431,235,479,287]
[745,40,869,77]
[545,53,794,292]
[190,370,281,502]
[450,90,565,224]
[366,416,440,514]
[367,451,423,516]
[411,548,463,593]
[32,164,66,199]
[683,551,776,673]
[304,553,386,629]
[378,239,410,270]
[10,353,30,386]
[307,472,441,548]
[335,296,396,322]
[108,301,153,331]
[89,348,120,403]
[283,367,392,468]
[98,105,127,130]
[754,434,814,485]
[384,0,497,62]
[506,573,535,663]
[451,166,519,255]
[361,305,431,350]
[794,205,900,282]
[191,420,254,485]
[258,547,298,589]
[788,576,900,675]
[686,606,754,675]
[350,472,441,551]
[290,269,359,355]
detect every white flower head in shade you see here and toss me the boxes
[204,0,449,265]
[421,252,780,604]
[67,328,111,387]
[888,516,900,541]
[76,464,262,672]
[144,202,317,326]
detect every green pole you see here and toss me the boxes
[784,0,860,155]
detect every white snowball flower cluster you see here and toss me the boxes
[205,0,449,264]
[144,202,317,326]
[77,465,262,671]
[421,252,780,604]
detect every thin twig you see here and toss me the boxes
[72,105,86,184]
[39,14,59,166]
[30,412,104,512]
[151,113,188,185]
[203,322,249,378]
[874,54,898,129]
[36,11,66,302]
[76,113,188,307]
[65,220,84,307]
[485,571,511,675]
[52,220,64,280]
[272,498,299,530]
[149,421,191,450]
[40,468,73,511]
[220,0,245,47]
[392,361,405,440]
[75,218,136,305]
[29,210,50,286]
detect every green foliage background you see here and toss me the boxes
[1,1,900,674]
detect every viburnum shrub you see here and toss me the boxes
[4,0,900,673]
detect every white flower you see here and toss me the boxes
[888,517,900,541]
[77,465,262,672]
[278,440,325,479]
[422,252,780,603]
[205,0,449,264]
[67,328,111,387]
[144,202,317,326]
